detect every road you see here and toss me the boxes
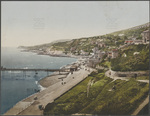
[105,69,149,83]
[105,69,129,81]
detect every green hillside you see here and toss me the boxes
[43,70,149,115]
[111,44,149,71]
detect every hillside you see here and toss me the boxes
[111,44,149,71]
[44,70,149,115]
[20,22,149,55]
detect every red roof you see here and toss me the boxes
[125,40,133,43]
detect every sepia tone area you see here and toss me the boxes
[1,1,149,115]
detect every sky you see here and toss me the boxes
[1,1,149,47]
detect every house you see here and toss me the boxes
[107,49,118,59]
[87,58,99,68]
[124,37,143,45]
[141,30,150,44]
[118,34,124,36]
[80,50,89,56]
[90,41,96,44]
[107,52,112,58]
[70,65,78,72]
[122,53,127,57]
[92,47,99,54]
[124,40,134,44]
[70,47,76,52]
[133,52,140,55]
[112,49,118,58]
[134,40,143,45]
[98,42,106,48]
[98,51,105,59]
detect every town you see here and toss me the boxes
[22,22,149,69]
[6,22,149,116]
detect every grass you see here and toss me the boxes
[136,76,149,80]
[43,71,149,115]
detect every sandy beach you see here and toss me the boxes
[4,60,94,115]
[39,72,69,88]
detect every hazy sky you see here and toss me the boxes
[1,1,149,47]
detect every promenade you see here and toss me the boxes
[4,66,93,115]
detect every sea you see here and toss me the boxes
[0,47,77,114]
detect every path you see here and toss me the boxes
[105,69,129,81]
[132,95,149,115]
[105,69,149,83]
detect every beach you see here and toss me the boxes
[4,59,94,115]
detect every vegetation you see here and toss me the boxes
[44,71,149,115]
[20,22,149,56]
[111,44,149,71]
[136,76,149,80]
[19,23,150,115]
[111,23,149,39]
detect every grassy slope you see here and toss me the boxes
[43,71,149,115]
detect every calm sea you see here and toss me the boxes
[0,47,77,114]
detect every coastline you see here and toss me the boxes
[20,48,81,58]
[4,60,94,115]
[4,48,91,115]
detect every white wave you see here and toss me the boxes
[35,81,46,91]
[38,84,46,91]
[35,81,38,84]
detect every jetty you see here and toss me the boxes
[0,67,66,72]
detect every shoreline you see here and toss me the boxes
[4,61,94,115]
[20,48,81,59]
[4,49,90,115]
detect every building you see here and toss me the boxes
[92,47,99,54]
[107,52,112,58]
[112,49,118,58]
[124,40,134,44]
[107,49,118,59]
[87,58,99,68]
[70,65,78,72]
[98,51,105,59]
[134,40,143,45]
[80,50,88,56]
[141,30,150,44]
[98,43,106,48]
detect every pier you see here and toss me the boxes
[0,67,69,77]
[0,68,66,72]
